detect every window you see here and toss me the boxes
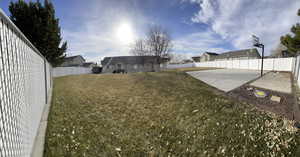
[134,64,138,69]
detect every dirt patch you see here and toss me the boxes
[228,85,295,120]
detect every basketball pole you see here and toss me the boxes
[261,45,264,77]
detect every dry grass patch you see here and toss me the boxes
[44,72,300,157]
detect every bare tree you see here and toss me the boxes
[169,53,187,64]
[130,39,149,56]
[147,25,172,64]
[270,43,288,57]
[130,25,172,64]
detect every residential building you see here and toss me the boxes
[192,48,261,62]
[192,52,219,62]
[60,55,85,67]
[214,48,261,61]
[101,56,168,73]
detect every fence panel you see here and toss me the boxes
[294,57,300,80]
[293,56,300,84]
[273,58,294,71]
[263,58,274,71]
[247,59,259,70]
[53,67,92,77]
[178,57,294,72]
[0,9,52,157]
[225,60,232,69]
[232,60,240,69]
[239,60,249,69]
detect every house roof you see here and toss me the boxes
[64,55,85,62]
[215,48,261,59]
[101,56,163,66]
[192,56,201,58]
[205,52,219,55]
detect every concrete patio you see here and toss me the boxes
[187,69,268,92]
[250,72,292,94]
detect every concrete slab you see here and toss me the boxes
[250,72,292,94]
[187,69,266,92]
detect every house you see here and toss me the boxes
[192,52,219,62]
[182,59,194,63]
[192,48,261,62]
[82,62,97,68]
[214,48,261,61]
[270,44,291,58]
[101,56,168,73]
[60,55,85,67]
[191,56,201,62]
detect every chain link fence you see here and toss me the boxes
[0,9,52,157]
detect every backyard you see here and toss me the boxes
[44,69,300,156]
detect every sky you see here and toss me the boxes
[1,0,300,63]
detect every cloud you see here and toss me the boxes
[172,30,230,58]
[61,0,148,63]
[186,0,300,55]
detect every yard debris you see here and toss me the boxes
[192,109,199,113]
[254,89,267,98]
[270,95,281,103]
[115,147,121,151]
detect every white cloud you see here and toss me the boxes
[61,0,148,63]
[173,30,230,57]
[187,0,300,55]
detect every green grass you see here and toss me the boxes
[44,71,300,157]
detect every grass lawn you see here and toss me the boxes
[44,70,300,157]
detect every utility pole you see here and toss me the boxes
[252,35,265,77]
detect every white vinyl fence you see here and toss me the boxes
[0,9,52,157]
[166,63,195,69]
[166,58,294,72]
[292,56,300,86]
[195,58,294,71]
[53,67,92,77]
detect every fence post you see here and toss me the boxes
[296,57,300,81]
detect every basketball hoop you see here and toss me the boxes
[252,35,262,48]
[252,35,265,77]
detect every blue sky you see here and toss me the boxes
[1,0,300,62]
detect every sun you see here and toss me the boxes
[115,22,135,45]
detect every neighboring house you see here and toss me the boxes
[191,56,201,62]
[192,48,261,62]
[60,55,85,67]
[270,44,291,58]
[182,59,194,63]
[101,56,167,73]
[83,62,97,68]
[201,52,219,62]
[192,52,219,62]
[215,48,261,60]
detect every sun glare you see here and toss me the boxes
[115,22,135,45]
